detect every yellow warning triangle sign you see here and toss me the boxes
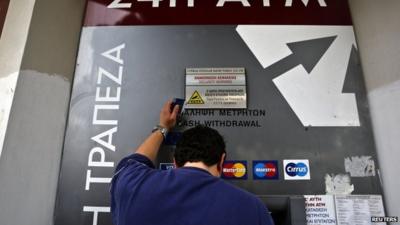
[188,90,205,104]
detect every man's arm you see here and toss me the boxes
[135,100,179,163]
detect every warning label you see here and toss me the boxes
[185,68,247,109]
[187,90,205,104]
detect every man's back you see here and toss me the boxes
[111,154,274,225]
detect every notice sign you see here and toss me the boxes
[305,195,336,225]
[185,68,246,109]
[335,195,385,225]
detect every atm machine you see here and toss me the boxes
[260,196,306,225]
[54,1,386,225]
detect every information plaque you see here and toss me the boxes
[185,68,247,109]
[335,195,385,225]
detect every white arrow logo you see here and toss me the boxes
[237,25,360,127]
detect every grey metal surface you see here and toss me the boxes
[0,0,86,225]
[349,0,400,219]
[289,196,308,225]
[55,26,382,225]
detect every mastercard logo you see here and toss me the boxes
[253,161,279,180]
[222,161,247,179]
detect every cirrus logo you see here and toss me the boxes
[283,160,310,180]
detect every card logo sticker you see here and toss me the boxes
[222,161,247,179]
[159,163,175,170]
[187,90,205,104]
[253,160,279,180]
[283,159,310,180]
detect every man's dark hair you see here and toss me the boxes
[174,125,226,167]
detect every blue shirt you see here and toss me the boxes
[111,154,275,225]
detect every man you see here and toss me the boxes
[111,100,275,225]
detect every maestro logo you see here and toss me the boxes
[283,160,310,180]
[222,161,247,180]
[253,161,279,180]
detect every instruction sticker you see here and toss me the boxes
[304,195,337,225]
[185,68,247,109]
[335,195,386,225]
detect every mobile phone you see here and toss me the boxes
[171,98,185,115]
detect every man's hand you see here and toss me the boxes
[160,100,180,131]
[135,100,180,162]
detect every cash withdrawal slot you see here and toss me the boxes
[259,196,307,225]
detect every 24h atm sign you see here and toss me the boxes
[85,0,352,25]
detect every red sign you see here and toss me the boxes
[84,0,352,26]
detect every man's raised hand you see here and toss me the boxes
[160,100,180,130]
